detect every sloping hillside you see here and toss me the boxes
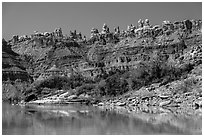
[11,39,86,78]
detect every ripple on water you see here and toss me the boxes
[2,102,202,135]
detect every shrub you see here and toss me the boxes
[24,74,89,100]
[75,84,96,96]
[101,73,129,96]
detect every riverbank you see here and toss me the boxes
[19,85,202,135]
[13,66,202,135]
[23,63,202,117]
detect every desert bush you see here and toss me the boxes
[101,73,129,96]
[75,83,96,96]
[40,76,71,89]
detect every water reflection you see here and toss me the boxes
[2,102,201,135]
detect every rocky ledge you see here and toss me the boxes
[94,70,202,116]
[25,90,95,105]
[23,64,202,117]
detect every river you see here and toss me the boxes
[2,102,202,135]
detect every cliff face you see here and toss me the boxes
[8,19,202,81]
[2,39,32,82]
[80,30,201,81]
[2,39,33,102]
[11,39,86,79]
[3,19,202,105]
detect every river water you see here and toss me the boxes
[2,102,202,135]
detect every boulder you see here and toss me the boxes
[127,97,135,101]
[159,100,171,107]
[159,95,170,99]
[67,95,78,100]
[78,94,90,99]
[113,100,119,103]
[98,102,104,106]
[116,102,126,106]
[59,91,69,98]
[195,100,202,109]
[25,94,38,102]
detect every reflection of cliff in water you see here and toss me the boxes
[32,110,194,134]
[2,103,201,135]
[2,103,33,134]
[23,105,199,134]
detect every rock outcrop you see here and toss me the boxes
[2,19,202,108]
[2,39,32,82]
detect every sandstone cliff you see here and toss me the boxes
[2,19,202,109]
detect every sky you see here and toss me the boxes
[2,2,202,40]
